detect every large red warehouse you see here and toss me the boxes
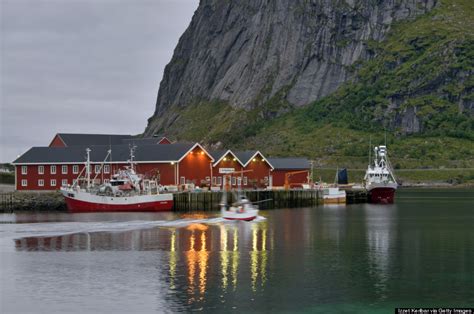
[13,133,310,191]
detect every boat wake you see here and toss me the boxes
[0,215,267,241]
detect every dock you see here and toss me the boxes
[0,189,369,212]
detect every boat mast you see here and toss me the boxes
[369,136,372,167]
[86,148,91,189]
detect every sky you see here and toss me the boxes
[0,0,199,162]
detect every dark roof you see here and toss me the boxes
[13,143,195,164]
[267,158,310,170]
[122,138,161,145]
[56,133,133,146]
[233,151,258,165]
[209,150,227,161]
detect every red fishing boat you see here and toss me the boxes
[364,145,398,204]
[60,147,173,213]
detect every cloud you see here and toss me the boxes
[0,0,199,162]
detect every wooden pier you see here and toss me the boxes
[0,189,370,212]
[173,190,321,212]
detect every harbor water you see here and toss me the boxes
[0,189,473,313]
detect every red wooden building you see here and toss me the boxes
[13,133,310,191]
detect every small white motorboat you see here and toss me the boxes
[220,193,258,221]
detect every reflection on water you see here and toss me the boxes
[2,189,474,312]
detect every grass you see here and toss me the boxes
[149,0,474,172]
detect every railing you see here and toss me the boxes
[0,193,15,212]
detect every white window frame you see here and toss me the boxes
[21,179,27,187]
[72,165,79,174]
[217,177,222,185]
[50,179,56,187]
[38,165,44,175]
[50,165,56,174]
[62,179,68,186]
[205,176,210,183]
[95,165,101,174]
[212,177,216,185]
[61,165,68,174]
[38,179,44,187]
[21,166,27,175]
[180,176,185,185]
[232,177,236,186]
[237,177,242,186]
[103,165,110,174]
[244,176,248,185]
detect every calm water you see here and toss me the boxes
[1,189,473,313]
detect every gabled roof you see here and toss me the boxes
[52,133,133,147]
[267,158,310,170]
[13,143,197,164]
[211,150,244,167]
[234,150,273,169]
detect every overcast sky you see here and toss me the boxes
[0,0,199,162]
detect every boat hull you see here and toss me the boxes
[368,186,396,204]
[61,188,174,213]
[221,208,259,221]
[223,215,257,222]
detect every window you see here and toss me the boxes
[72,165,79,174]
[232,177,236,185]
[104,165,110,174]
[95,165,101,174]
[237,177,242,186]
[38,179,44,187]
[38,165,44,175]
[62,179,68,186]
[205,176,210,182]
[104,179,110,184]
[243,177,248,185]
[61,165,68,174]
[217,177,222,185]
[51,165,56,174]
[21,166,27,175]
[212,177,216,185]
[264,176,268,183]
[50,179,56,187]
[180,176,185,185]
[21,179,27,187]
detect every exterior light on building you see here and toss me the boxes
[200,151,204,155]
[253,158,257,162]
[171,162,175,165]
[233,158,236,161]
[223,157,227,161]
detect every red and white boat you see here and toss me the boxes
[60,147,173,213]
[364,145,398,204]
[220,192,258,221]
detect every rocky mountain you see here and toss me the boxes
[145,0,438,135]
[143,0,473,166]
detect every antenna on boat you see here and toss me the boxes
[86,148,91,189]
[369,136,372,167]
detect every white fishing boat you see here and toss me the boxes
[60,147,173,213]
[364,145,398,204]
[220,192,259,221]
[322,187,346,204]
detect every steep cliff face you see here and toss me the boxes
[145,0,438,136]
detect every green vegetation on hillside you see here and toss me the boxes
[157,0,474,169]
[305,0,474,139]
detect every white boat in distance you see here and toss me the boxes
[220,192,259,221]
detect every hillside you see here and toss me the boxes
[144,0,473,168]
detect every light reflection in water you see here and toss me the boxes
[169,230,177,290]
[250,222,268,291]
[185,224,209,302]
